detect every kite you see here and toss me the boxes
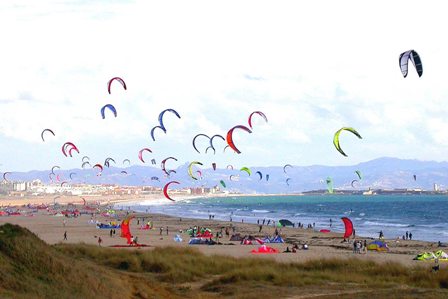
[161,157,178,176]
[150,125,166,141]
[101,104,117,119]
[341,217,354,239]
[163,181,180,201]
[226,125,252,154]
[240,167,251,176]
[107,77,127,94]
[123,159,131,165]
[283,164,292,174]
[248,111,268,129]
[158,108,181,130]
[333,127,362,157]
[188,161,203,180]
[192,134,210,154]
[326,177,334,194]
[62,142,79,157]
[138,148,152,163]
[209,134,225,151]
[41,129,55,142]
[399,50,423,78]
[220,180,226,188]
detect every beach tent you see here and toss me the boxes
[262,235,285,243]
[251,245,279,254]
[414,252,437,261]
[434,250,448,260]
[341,217,353,238]
[242,237,264,245]
[320,229,331,233]
[278,219,294,227]
[367,240,389,252]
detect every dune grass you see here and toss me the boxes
[1,223,448,298]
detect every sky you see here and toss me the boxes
[1,0,448,172]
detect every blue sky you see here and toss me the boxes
[1,0,448,172]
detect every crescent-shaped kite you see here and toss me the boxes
[138,148,152,163]
[333,127,362,157]
[100,104,117,119]
[3,172,11,182]
[62,142,79,157]
[188,161,203,180]
[150,125,166,141]
[107,77,127,94]
[248,111,268,129]
[41,129,55,142]
[123,159,131,165]
[158,108,181,131]
[209,134,225,151]
[163,181,180,201]
[82,161,91,168]
[192,134,210,154]
[161,157,178,176]
[226,125,252,154]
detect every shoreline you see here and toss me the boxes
[1,197,446,268]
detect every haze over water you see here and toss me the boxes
[125,195,448,242]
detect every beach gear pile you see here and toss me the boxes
[251,245,279,254]
[173,234,183,242]
[367,240,389,252]
[96,222,120,229]
[414,250,448,261]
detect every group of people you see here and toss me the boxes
[353,239,368,254]
[284,243,308,253]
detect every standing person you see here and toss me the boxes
[98,237,102,246]
[110,229,113,237]
[259,225,263,233]
[406,231,409,240]
[363,240,367,253]
[160,227,163,235]
[353,229,356,238]
[379,230,383,239]
[63,231,67,240]
[409,232,413,240]
[330,218,332,228]
[353,240,357,253]
[166,226,169,235]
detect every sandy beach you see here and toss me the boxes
[1,195,445,268]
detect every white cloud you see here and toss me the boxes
[1,0,448,171]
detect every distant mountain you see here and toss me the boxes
[6,157,448,193]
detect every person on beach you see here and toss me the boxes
[363,240,367,253]
[259,225,262,233]
[98,237,102,246]
[166,226,169,235]
[160,227,163,235]
[379,230,384,239]
[409,232,412,240]
[406,231,409,240]
[330,218,332,227]
[110,229,113,237]
[63,231,67,240]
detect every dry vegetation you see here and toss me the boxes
[1,223,448,298]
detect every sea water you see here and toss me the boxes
[120,195,448,242]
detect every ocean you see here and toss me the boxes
[118,194,448,242]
